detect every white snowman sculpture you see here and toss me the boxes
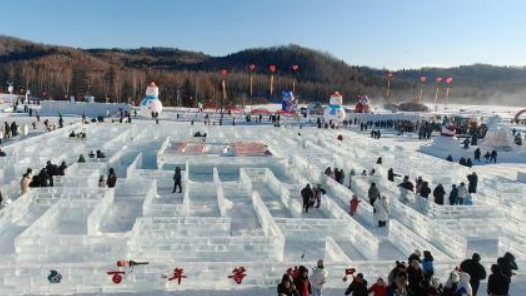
[140,82,163,117]
[323,91,346,124]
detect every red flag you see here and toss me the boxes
[446,77,453,84]
[249,64,256,72]
[292,64,299,72]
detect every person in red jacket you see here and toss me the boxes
[294,265,312,296]
[368,277,387,296]
[350,194,361,216]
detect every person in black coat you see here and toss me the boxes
[490,150,498,163]
[344,273,368,296]
[301,184,314,213]
[487,264,509,296]
[474,148,481,162]
[498,252,518,281]
[449,184,459,205]
[460,253,486,296]
[172,167,182,193]
[10,121,18,137]
[387,168,400,182]
[38,168,50,187]
[419,182,431,198]
[433,184,446,205]
[467,172,478,194]
[57,161,67,176]
[106,168,117,188]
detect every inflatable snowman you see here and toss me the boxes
[355,95,371,113]
[323,92,346,123]
[139,82,163,117]
[281,90,297,113]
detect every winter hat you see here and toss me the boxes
[317,259,324,268]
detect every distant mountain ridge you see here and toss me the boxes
[1,35,525,106]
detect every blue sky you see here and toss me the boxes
[1,0,525,69]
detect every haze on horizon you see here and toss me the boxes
[1,0,525,70]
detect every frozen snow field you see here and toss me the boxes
[0,106,524,295]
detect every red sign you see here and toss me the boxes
[269,65,277,73]
[249,64,257,72]
[107,271,126,284]
[419,76,427,83]
[292,64,299,72]
[436,77,443,83]
[221,69,228,77]
[446,77,453,84]
[228,267,247,284]
[168,268,187,285]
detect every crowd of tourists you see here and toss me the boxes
[277,251,517,296]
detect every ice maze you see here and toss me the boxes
[0,122,524,294]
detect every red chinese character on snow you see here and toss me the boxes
[107,271,126,284]
[286,266,300,278]
[228,266,247,284]
[168,268,187,285]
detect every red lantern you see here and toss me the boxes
[436,77,443,83]
[269,65,277,73]
[221,69,228,77]
[419,76,427,83]
[446,77,453,84]
[249,64,256,72]
[291,64,299,72]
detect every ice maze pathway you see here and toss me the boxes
[0,122,524,294]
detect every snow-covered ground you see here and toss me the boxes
[0,102,525,295]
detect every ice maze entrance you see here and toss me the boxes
[0,123,523,294]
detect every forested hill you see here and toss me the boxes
[1,35,525,106]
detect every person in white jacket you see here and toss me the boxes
[310,259,328,296]
[457,182,469,205]
[374,196,389,227]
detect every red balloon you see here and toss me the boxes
[269,65,277,73]
[292,65,299,72]
[249,64,256,71]
[446,77,453,84]
[221,69,228,77]
[419,76,427,83]
[436,77,443,83]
